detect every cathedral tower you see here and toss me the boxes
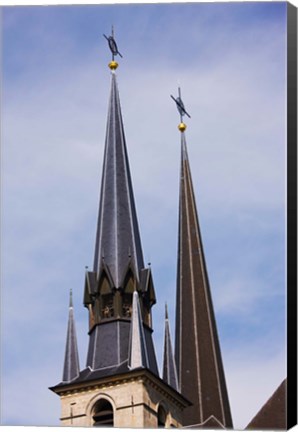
[173,89,233,428]
[50,31,190,428]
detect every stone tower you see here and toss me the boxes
[49,32,190,428]
[173,89,233,428]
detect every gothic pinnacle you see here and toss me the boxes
[62,289,80,383]
[162,302,178,391]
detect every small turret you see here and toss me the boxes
[162,303,178,391]
[62,289,80,383]
[128,290,149,370]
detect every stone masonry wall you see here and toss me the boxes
[59,375,184,428]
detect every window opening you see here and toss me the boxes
[122,293,132,317]
[101,294,114,319]
[158,405,167,427]
[92,399,114,427]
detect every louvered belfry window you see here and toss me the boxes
[101,294,114,319]
[92,399,114,426]
[122,272,134,318]
[157,405,167,427]
[122,293,132,317]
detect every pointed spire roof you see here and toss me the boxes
[175,130,233,427]
[93,71,144,286]
[246,379,286,430]
[83,59,159,380]
[62,289,80,383]
[162,304,178,391]
[128,291,149,370]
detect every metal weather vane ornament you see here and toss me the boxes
[170,87,191,132]
[103,26,123,70]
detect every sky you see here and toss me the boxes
[1,1,289,429]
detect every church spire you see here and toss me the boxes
[162,304,178,391]
[172,89,233,427]
[83,34,158,376]
[93,46,144,287]
[62,289,80,383]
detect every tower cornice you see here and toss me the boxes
[50,368,191,410]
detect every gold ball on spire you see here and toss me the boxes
[178,122,187,132]
[109,60,119,70]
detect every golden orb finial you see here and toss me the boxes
[178,122,187,132]
[109,60,119,70]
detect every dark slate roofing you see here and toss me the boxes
[175,132,233,428]
[128,291,150,369]
[246,378,287,430]
[64,362,130,386]
[62,290,80,383]
[93,71,144,286]
[162,304,178,391]
[86,320,131,371]
[51,363,131,392]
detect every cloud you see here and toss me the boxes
[2,352,62,426]
[224,345,286,429]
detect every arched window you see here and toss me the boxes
[157,405,167,427]
[92,399,114,426]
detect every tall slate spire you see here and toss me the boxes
[62,289,80,383]
[93,70,144,286]
[162,304,178,391]
[172,89,233,428]
[83,50,158,378]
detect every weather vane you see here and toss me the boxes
[170,87,191,132]
[103,26,123,70]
